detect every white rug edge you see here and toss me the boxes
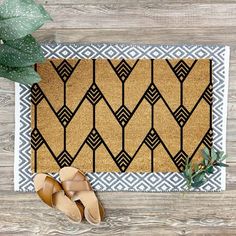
[14,82,21,191]
[221,46,230,190]
[13,47,230,191]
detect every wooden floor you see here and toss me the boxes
[0,0,236,235]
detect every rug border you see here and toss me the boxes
[14,82,21,191]
[14,44,230,192]
[221,46,230,190]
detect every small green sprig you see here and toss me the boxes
[183,148,228,189]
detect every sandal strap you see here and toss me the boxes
[37,176,62,207]
[62,180,92,192]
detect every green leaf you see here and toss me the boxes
[203,147,210,156]
[202,148,210,161]
[0,0,52,40]
[220,155,227,162]
[193,171,205,183]
[215,163,229,167]
[194,164,199,172]
[206,166,214,174]
[204,158,208,166]
[211,149,218,162]
[0,64,40,84]
[0,35,45,67]
[218,152,227,162]
[183,168,192,179]
[191,179,207,188]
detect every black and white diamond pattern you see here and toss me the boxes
[15,43,228,192]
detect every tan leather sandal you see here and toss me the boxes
[34,173,84,222]
[59,167,105,225]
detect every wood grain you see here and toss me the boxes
[37,4,236,29]
[0,0,236,235]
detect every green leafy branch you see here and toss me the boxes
[183,148,228,189]
[0,0,52,84]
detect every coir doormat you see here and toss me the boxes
[14,43,229,192]
[31,58,212,173]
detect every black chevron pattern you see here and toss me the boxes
[174,105,190,127]
[57,150,74,167]
[31,84,44,105]
[167,59,196,82]
[203,84,213,105]
[31,128,44,150]
[173,150,188,171]
[86,84,102,105]
[50,59,80,82]
[115,150,132,171]
[114,60,132,82]
[203,129,213,149]
[56,105,73,127]
[144,83,161,105]
[109,59,139,82]
[32,58,212,173]
[115,105,132,127]
[86,128,102,150]
[144,128,161,150]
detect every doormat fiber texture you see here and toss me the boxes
[14,43,229,192]
[31,58,212,173]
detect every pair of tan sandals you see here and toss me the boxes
[34,167,105,225]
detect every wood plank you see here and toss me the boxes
[0,190,236,235]
[33,27,236,46]
[32,4,236,29]
[0,0,236,234]
[38,0,236,5]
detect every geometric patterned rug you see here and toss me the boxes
[14,43,230,192]
[31,58,212,173]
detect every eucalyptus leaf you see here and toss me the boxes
[183,171,189,180]
[183,169,190,179]
[204,158,208,166]
[193,171,205,183]
[0,35,44,67]
[203,147,210,156]
[194,164,199,172]
[202,149,209,160]
[0,64,40,84]
[184,148,229,190]
[206,166,214,174]
[191,179,207,188]
[220,154,227,162]
[211,149,218,162]
[215,163,229,167]
[0,0,52,40]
